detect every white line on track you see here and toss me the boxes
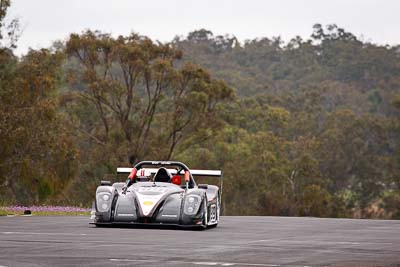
[110,259,280,266]
[248,239,284,243]
[0,231,87,236]
[248,239,393,245]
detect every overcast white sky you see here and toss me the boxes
[8,0,400,55]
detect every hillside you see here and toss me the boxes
[1,1,399,219]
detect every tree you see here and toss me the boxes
[0,49,78,204]
[65,31,233,164]
[0,0,19,50]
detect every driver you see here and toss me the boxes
[153,167,172,183]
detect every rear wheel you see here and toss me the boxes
[216,193,220,223]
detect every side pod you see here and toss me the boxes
[113,193,137,222]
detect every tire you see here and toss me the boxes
[110,195,118,222]
[201,197,208,229]
[216,193,220,224]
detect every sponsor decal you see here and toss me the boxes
[138,187,167,193]
[143,201,153,206]
[118,213,135,217]
[151,161,171,165]
[161,214,177,218]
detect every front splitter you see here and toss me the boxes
[89,221,205,229]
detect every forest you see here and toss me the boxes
[1,1,399,218]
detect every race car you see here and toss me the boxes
[90,161,222,229]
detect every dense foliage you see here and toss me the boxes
[173,27,400,218]
[0,2,399,218]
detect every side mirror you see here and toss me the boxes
[198,184,208,189]
[101,180,112,186]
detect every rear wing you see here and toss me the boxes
[117,167,221,177]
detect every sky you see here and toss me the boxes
[7,0,400,55]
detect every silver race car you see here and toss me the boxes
[91,161,222,229]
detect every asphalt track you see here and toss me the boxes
[0,216,399,267]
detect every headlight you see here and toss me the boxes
[184,195,201,215]
[97,192,112,212]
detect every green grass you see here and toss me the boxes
[29,211,91,216]
[0,210,91,216]
[0,210,9,216]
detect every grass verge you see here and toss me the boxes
[0,206,91,216]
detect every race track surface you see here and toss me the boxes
[0,216,399,267]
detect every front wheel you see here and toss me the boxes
[201,197,208,229]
